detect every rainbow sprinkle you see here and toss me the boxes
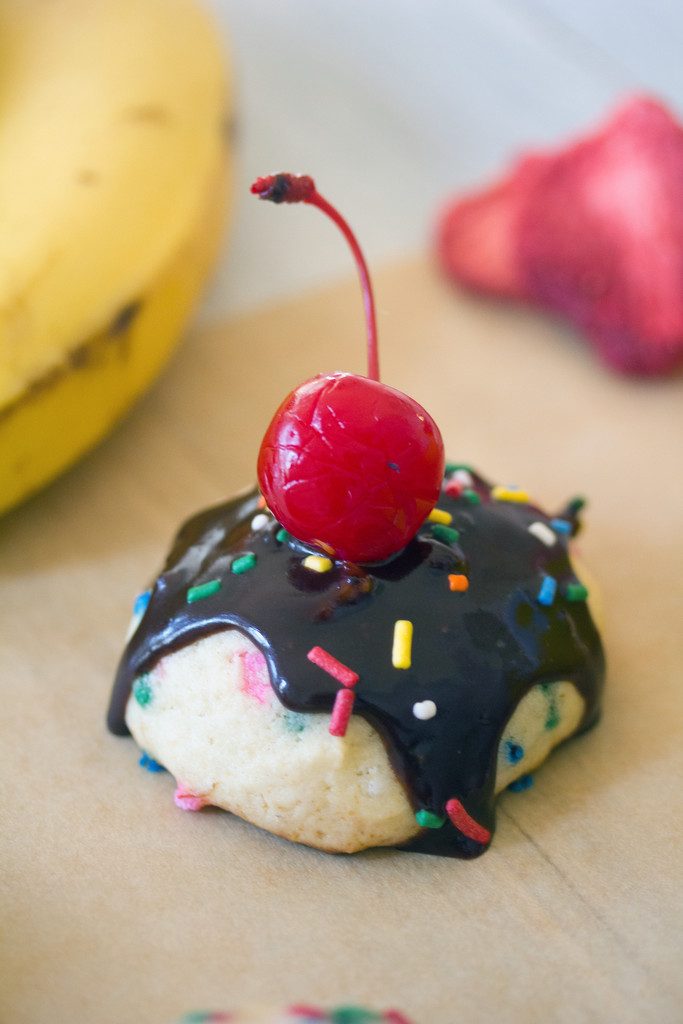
[528,521,556,547]
[445,797,491,844]
[448,573,469,592]
[462,488,481,505]
[231,553,256,575]
[550,517,572,535]
[444,479,463,498]
[412,699,437,720]
[132,675,152,707]
[329,688,356,737]
[307,646,359,687]
[537,574,557,606]
[276,527,291,543]
[303,554,333,573]
[139,752,165,772]
[427,507,452,525]
[566,581,589,601]
[431,523,460,545]
[186,579,221,603]
[492,485,530,503]
[415,808,446,829]
[133,591,151,617]
[392,620,413,669]
[250,512,270,531]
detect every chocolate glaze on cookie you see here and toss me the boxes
[108,471,604,858]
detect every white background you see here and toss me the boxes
[200,0,683,320]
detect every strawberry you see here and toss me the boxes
[437,96,683,376]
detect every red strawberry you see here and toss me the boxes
[437,96,683,376]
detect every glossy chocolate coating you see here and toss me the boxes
[108,472,604,858]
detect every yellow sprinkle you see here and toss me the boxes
[392,619,413,670]
[491,485,530,504]
[427,507,453,525]
[302,555,333,573]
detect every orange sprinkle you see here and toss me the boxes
[448,574,469,592]
[257,494,267,509]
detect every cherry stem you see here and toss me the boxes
[251,173,380,381]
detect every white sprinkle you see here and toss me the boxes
[452,468,473,486]
[413,699,437,720]
[528,521,556,547]
[251,513,270,531]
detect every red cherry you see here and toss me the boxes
[258,371,444,563]
[252,172,445,562]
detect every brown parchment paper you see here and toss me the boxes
[2,257,683,1024]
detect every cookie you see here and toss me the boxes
[109,469,604,858]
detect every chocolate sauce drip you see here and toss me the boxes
[108,473,604,858]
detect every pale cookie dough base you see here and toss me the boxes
[126,627,585,853]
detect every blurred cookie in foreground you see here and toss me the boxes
[437,95,683,376]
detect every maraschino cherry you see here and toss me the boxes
[253,172,444,564]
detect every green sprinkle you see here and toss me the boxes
[568,495,587,513]
[566,582,589,602]
[186,579,221,604]
[431,523,460,546]
[445,462,473,475]
[463,488,481,505]
[330,1008,382,1024]
[545,705,560,730]
[415,809,446,829]
[132,674,152,708]
[231,552,256,575]
[275,528,290,544]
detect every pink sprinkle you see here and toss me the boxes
[287,1007,326,1020]
[444,480,463,498]
[307,646,359,687]
[174,785,209,812]
[329,687,355,736]
[385,1013,414,1024]
[445,797,491,844]
[239,648,271,705]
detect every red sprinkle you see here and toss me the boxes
[444,479,463,498]
[329,687,356,736]
[286,1007,326,1020]
[307,646,359,687]
[385,1013,414,1024]
[445,797,491,844]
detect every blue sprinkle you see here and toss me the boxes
[550,518,572,535]
[387,461,399,472]
[139,752,166,773]
[508,774,534,792]
[133,590,151,617]
[537,574,557,607]
[505,739,525,764]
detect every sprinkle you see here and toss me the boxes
[508,774,534,793]
[505,740,525,764]
[445,798,491,844]
[329,687,355,737]
[385,1014,414,1024]
[302,554,333,573]
[173,786,208,812]
[431,523,460,546]
[387,461,399,472]
[412,699,437,720]
[287,1008,327,1021]
[428,507,452,525]
[330,1008,383,1024]
[550,517,572,535]
[139,752,165,773]
[462,488,481,505]
[186,578,221,603]
[446,461,473,478]
[452,468,474,487]
[566,582,589,602]
[415,809,446,829]
[492,485,530,503]
[392,619,413,669]
[250,513,270,531]
[307,646,359,687]
[448,573,469,592]
[257,494,267,509]
[528,521,556,547]
[567,495,587,514]
[444,479,463,498]
[276,527,290,543]
[132,674,152,707]
[537,574,557,606]
[133,590,151,617]
[231,552,256,574]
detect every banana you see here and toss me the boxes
[0,0,233,514]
